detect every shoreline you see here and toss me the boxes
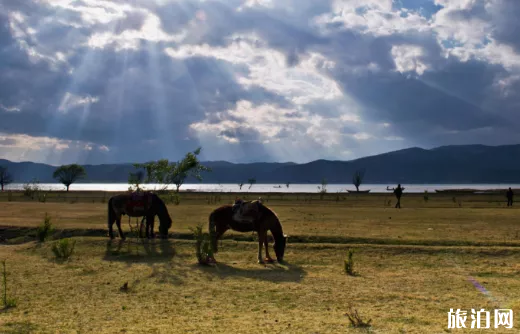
[0,188,516,196]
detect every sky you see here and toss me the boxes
[1,0,520,165]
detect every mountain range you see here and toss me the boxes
[2,144,520,184]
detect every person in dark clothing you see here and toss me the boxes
[387,184,405,208]
[507,187,514,206]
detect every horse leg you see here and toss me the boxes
[264,236,274,263]
[257,230,266,264]
[139,217,145,238]
[147,215,155,239]
[116,218,125,240]
[108,216,116,239]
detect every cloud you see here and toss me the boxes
[0,0,519,165]
[0,132,110,164]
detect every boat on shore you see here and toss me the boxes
[346,189,371,193]
[435,188,513,194]
[435,189,476,194]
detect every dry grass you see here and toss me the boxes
[1,191,520,244]
[0,191,520,333]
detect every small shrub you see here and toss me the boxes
[51,238,76,260]
[2,260,17,310]
[344,249,355,276]
[344,306,372,328]
[37,213,54,242]
[170,192,180,205]
[190,224,213,265]
[23,179,40,199]
[38,192,47,203]
[423,190,429,203]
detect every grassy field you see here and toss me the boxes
[1,190,520,333]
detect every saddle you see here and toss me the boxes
[127,191,153,213]
[232,198,263,223]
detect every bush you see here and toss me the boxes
[344,249,355,276]
[51,238,76,260]
[423,190,429,203]
[37,213,54,242]
[190,224,213,265]
[23,179,40,199]
[344,306,371,328]
[38,192,47,203]
[169,192,180,205]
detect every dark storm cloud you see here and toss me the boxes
[1,0,520,164]
[0,3,293,162]
[488,0,520,52]
[173,1,331,66]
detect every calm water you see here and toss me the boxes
[5,183,520,193]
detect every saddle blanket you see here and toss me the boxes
[127,192,153,212]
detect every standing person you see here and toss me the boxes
[387,184,405,208]
[507,187,514,207]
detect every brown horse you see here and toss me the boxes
[108,191,172,240]
[208,200,288,264]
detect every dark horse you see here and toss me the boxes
[108,191,172,240]
[208,200,288,264]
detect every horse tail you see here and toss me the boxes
[208,210,218,253]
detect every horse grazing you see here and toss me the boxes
[108,191,172,240]
[208,199,288,264]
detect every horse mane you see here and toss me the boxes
[258,203,284,237]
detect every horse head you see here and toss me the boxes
[274,234,288,263]
[154,194,172,238]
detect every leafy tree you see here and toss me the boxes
[0,166,13,191]
[134,147,211,193]
[128,170,145,192]
[248,177,256,190]
[52,164,86,191]
[352,169,366,192]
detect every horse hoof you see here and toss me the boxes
[265,258,275,263]
[258,260,265,264]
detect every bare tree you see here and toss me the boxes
[248,177,256,190]
[352,169,366,193]
[0,166,13,191]
[238,182,244,190]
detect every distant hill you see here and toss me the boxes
[2,144,520,184]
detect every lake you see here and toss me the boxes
[5,183,519,193]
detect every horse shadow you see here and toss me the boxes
[196,261,307,283]
[102,239,177,265]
